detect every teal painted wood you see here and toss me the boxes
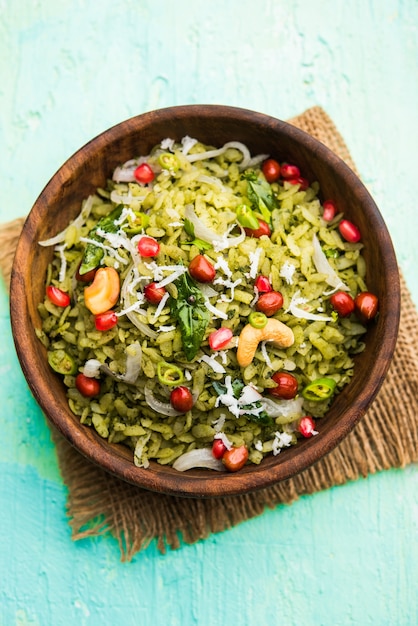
[1,1,417,624]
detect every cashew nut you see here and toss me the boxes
[84,267,120,315]
[236,318,294,368]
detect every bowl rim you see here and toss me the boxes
[10,104,400,497]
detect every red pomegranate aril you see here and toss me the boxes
[208,327,233,351]
[95,311,118,331]
[281,163,300,180]
[262,159,281,183]
[354,292,379,322]
[170,386,194,413]
[339,219,361,243]
[244,219,271,238]
[330,291,355,318]
[222,445,249,472]
[322,200,337,222]
[287,176,309,191]
[212,438,227,460]
[254,275,272,293]
[137,236,160,257]
[75,373,101,398]
[133,162,155,184]
[298,416,316,438]
[144,282,167,304]
[270,372,298,399]
[256,291,284,316]
[188,254,216,283]
[46,286,71,308]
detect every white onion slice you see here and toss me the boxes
[89,343,142,385]
[186,141,252,169]
[286,290,334,322]
[144,385,183,417]
[260,396,304,419]
[184,204,245,250]
[312,233,349,292]
[172,448,225,472]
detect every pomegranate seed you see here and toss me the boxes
[298,416,316,438]
[281,163,300,179]
[339,219,361,243]
[208,327,233,351]
[354,292,379,322]
[262,159,281,183]
[222,445,249,472]
[256,291,284,316]
[170,386,194,413]
[287,176,309,190]
[133,163,155,184]
[94,311,118,331]
[329,291,355,317]
[322,200,337,222]
[144,282,167,304]
[212,438,227,459]
[137,236,160,257]
[254,275,272,293]
[46,286,71,308]
[244,219,271,238]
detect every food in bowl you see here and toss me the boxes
[36,135,378,473]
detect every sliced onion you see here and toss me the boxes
[184,204,245,250]
[181,135,197,155]
[260,396,304,419]
[199,284,218,298]
[186,141,252,169]
[286,290,334,322]
[196,174,227,191]
[172,448,225,472]
[39,194,94,247]
[93,343,142,385]
[144,385,183,417]
[247,153,270,168]
[312,234,349,292]
[118,343,142,383]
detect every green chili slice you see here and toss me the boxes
[302,377,336,402]
[124,211,150,234]
[236,204,260,230]
[47,350,77,375]
[248,311,268,329]
[157,361,184,386]
[158,153,180,171]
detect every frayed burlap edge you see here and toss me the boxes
[2,107,418,561]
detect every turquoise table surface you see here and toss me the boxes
[1,2,417,625]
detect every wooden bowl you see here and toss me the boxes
[10,105,400,497]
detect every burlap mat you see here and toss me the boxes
[2,107,417,560]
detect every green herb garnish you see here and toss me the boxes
[170,271,210,361]
[243,172,278,224]
[79,204,124,275]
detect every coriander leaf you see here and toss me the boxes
[79,204,124,275]
[182,218,212,250]
[170,271,210,361]
[183,218,195,237]
[243,173,278,224]
[182,238,212,251]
